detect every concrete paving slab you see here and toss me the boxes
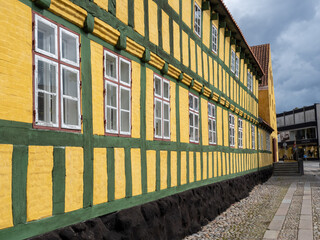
[263,230,279,239]
[298,229,313,240]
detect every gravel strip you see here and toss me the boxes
[312,185,320,240]
[184,177,291,240]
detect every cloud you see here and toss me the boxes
[223,0,320,112]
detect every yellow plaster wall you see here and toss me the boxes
[170,82,176,142]
[208,152,212,178]
[201,98,209,146]
[173,21,181,62]
[93,148,108,205]
[190,39,196,72]
[217,106,222,145]
[168,0,179,13]
[114,148,126,199]
[202,153,207,180]
[179,87,189,143]
[160,151,167,190]
[171,151,177,186]
[181,151,187,185]
[182,0,191,28]
[214,61,218,87]
[0,0,32,123]
[182,31,189,67]
[91,41,104,135]
[196,152,201,181]
[0,145,13,229]
[189,152,194,182]
[162,11,170,54]
[146,68,154,141]
[65,147,83,212]
[203,10,210,49]
[225,37,230,67]
[116,0,128,24]
[223,109,229,146]
[197,46,202,77]
[219,28,225,61]
[131,148,142,196]
[134,0,145,36]
[94,0,108,11]
[149,0,158,45]
[213,152,218,177]
[208,57,213,85]
[147,150,156,192]
[222,152,226,175]
[132,61,141,138]
[27,146,53,221]
[217,152,222,176]
[203,52,208,82]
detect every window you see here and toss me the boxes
[33,14,81,130]
[235,55,239,77]
[212,25,218,53]
[189,94,199,143]
[208,102,216,144]
[247,70,253,92]
[252,125,255,149]
[194,2,201,38]
[154,75,170,140]
[104,49,131,136]
[238,119,243,148]
[231,50,235,73]
[229,114,235,147]
[266,134,270,151]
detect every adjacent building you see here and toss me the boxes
[0,0,274,238]
[277,104,320,160]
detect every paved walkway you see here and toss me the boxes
[264,161,320,240]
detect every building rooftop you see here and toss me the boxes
[251,44,270,87]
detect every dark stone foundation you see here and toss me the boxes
[30,168,272,240]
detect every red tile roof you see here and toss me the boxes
[251,44,270,87]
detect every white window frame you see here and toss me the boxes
[212,24,218,54]
[189,93,199,143]
[247,70,253,92]
[59,28,80,67]
[238,119,243,148]
[153,75,170,140]
[229,114,235,147]
[194,2,201,38]
[34,55,59,128]
[235,55,239,78]
[231,50,235,73]
[104,49,131,136]
[208,102,216,145]
[252,125,255,149]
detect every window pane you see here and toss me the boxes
[190,126,194,139]
[208,120,212,131]
[120,88,130,111]
[189,113,193,127]
[189,95,193,109]
[195,128,199,141]
[212,106,215,117]
[38,59,57,93]
[208,104,211,116]
[61,30,77,64]
[62,68,78,98]
[209,131,212,143]
[194,97,198,111]
[38,92,57,124]
[155,77,161,96]
[195,115,199,128]
[106,83,117,108]
[63,98,79,126]
[121,111,130,133]
[163,81,169,99]
[120,60,130,84]
[212,120,216,131]
[37,19,56,55]
[107,108,117,131]
[155,119,162,137]
[163,103,169,120]
[105,54,117,79]
[155,100,162,118]
[164,121,169,138]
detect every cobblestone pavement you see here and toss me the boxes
[184,161,320,240]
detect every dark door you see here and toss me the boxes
[272,138,277,162]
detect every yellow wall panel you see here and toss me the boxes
[93,148,107,205]
[182,0,191,28]
[27,146,53,221]
[203,52,208,82]
[160,151,167,190]
[197,46,202,77]
[222,152,226,175]
[209,57,213,85]
[131,148,142,196]
[179,86,189,143]
[234,115,238,148]
[201,98,208,146]
[170,82,176,142]
[196,152,201,181]
[213,152,217,177]
[218,152,222,176]
[190,39,196,72]
[170,151,177,187]
[132,61,141,138]
[116,0,128,24]
[219,67,223,92]
[225,37,230,67]
[94,0,108,11]
[208,152,212,178]
[162,11,170,54]
[217,106,222,146]
[203,10,210,49]
[223,109,229,146]
[202,153,207,180]
[214,61,218,87]
[219,28,225,61]
[91,41,104,135]
[0,145,13,229]
[0,1,32,123]
[147,150,156,192]
[149,0,158,45]
[182,31,189,67]
[65,147,83,212]
[146,68,154,140]
[173,21,181,62]
[181,151,187,185]
[168,0,179,13]
[134,0,145,36]
[189,152,194,183]
[114,148,126,199]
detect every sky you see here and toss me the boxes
[223,0,320,113]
